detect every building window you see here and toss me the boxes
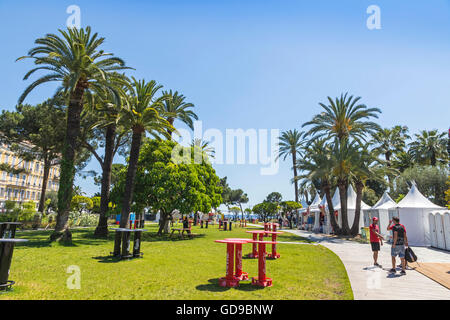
[2,172,5,180]
[11,156,16,166]
[26,191,30,199]
[4,154,9,163]
[35,163,39,172]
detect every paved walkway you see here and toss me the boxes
[249,224,450,299]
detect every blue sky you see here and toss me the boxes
[0,0,449,210]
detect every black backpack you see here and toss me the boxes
[405,247,417,263]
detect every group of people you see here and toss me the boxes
[369,216,409,275]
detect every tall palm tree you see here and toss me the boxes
[277,129,304,203]
[303,93,381,143]
[409,130,448,166]
[117,78,174,231]
[83,87,129,238]
[296,139,342,234]
[371,126,410,166]
[17,26,130,241]
[348,147,396,236]
[161,90,198,137]
[371,125,409,190]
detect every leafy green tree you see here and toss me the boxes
[277,129,304,203]
[409,130,448,166]
[191,139,215,159]
[110,139,222,235]
[393,165,448,206]
[229,206,241,220]
[252,202,278,222]
[70,195,94,213]
[280,201,301,229]
[228,189,249,220]
[17,26,130,241]
[91,196,101,214]
[0,100,65,212]
[265,192,282,204]
[303,93,381,143]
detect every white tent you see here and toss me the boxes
[434,212,446,250]
[335,185,370,231]
[309,193,322,232]
[363,192,396,239]
[388,184,445,246]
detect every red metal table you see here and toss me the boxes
[251,240,278,287]
[263,231,283,259]
[224,238,252,281]
[272,223,280,232]
[214,239,249,287]
[245,230,266,258]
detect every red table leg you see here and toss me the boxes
[252,242,273,287]
[234,243,249,280]
[258,233,267,257]
[219,243,240,287]
[268,233,280,259]
[248,233,258,258]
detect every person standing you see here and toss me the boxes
[388,217,408,275]
[369,217,384,267]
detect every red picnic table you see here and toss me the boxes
[263,231,283,259]
[214,239,251,287]
[245,230,266,258]
[251,240,278,287]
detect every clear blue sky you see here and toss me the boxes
[1,0,449,210]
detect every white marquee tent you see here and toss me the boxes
[321,188,341,234]
[308,193,322,232]
[363,192,396,239]
[388,184,445,246]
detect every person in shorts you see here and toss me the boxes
[369,217,384,267]
[388,216,408,275]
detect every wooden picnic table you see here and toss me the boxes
[170,227,193,239]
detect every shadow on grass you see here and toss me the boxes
[15,228,110,248]
[140,232,206,243]
[92,255,122,263]
[195,278,265,292]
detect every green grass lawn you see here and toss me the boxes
[1,223,353,300]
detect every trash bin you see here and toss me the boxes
[0,238,28,291]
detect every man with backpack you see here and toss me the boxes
[388,217,409,275]
[369,217,384,268]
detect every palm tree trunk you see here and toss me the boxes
[351,180,364,236]
[38,156,51,213]
[94,124,116,238]
[338,181,350,235]
[292,153,299,203]
[51,83,85,242]
[119,129,143,227]
[114,129,143,248]
[323,183,341,235]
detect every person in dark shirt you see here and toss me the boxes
[369,217,384,268]
[387,217,408,275]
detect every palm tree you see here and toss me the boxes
[371,126,410,166]
[303,93,381,143]
[277,129,304,203]
[409,130,448,166]
[117,78,174,231]
[161,90,198,137]
[191,138,215,159]
[83,87,129,238]
[371,125,409,190]
[17,27,130,241]
[296,139,342,234]
[348,147,396,236]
